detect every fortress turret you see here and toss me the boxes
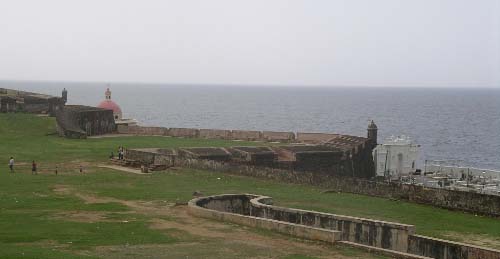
[367,120,378,147]
[62,88,67,104]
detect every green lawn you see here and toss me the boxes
[0,113,267,164]
[0,113,499,258]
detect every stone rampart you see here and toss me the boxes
[138,126,168,136]
[261,131,295,142]
[124,145,500,216]
[189,194,429,259]
[167,128,199,138]
[249,196,414,252]
[199,129,232,139]
[0,88,64,116]
[408,235,500,259]
[171,156,500,217]
[296,132,339,143]
[115,125,371,148]
[230,130,262,141]
[189,194,342,247]
[56,105,115,138]
[189,194,500,259]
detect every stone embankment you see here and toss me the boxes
[117,124,365,144]
[189,194,500,259]
[125,147,500,217]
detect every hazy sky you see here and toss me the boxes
[0,0,499,87]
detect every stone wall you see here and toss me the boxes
[171,156,500,217]
[168,128,199,138]
[189,194,500,259]
[408,235,500,259]
[262,131,295,142]
[116,125,369,147]
[189,195,342,251]
[230,130,262,141]
[56,105,116,138]
[199,129,232,139]
[0,96,17,112]
[0,88,64,116]
[296,132,340,143]
[249,196,414,252]
[189,194,429,259]
[126,142,376,179]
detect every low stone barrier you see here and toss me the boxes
[189,194,429,259]
[199,129,232,139]
[230,130,262,141]
[137,126,168,136]
[167,128,199,138]
[249,196,414,252]
[296,132,339,143]
[408,235,500,259]
[189,194,500,259]
[172,155,500,217]
[189,194,341,244]
[261,131,295,142]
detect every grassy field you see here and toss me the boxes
[0,113,499,258]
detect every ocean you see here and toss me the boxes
[1,80,499,170]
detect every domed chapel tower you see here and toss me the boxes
[367,120,378,147]
[97,88,122,120]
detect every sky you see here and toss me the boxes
[0,0,499,87]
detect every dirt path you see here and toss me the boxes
[52,185,366,259]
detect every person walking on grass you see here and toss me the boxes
[8,157,14,173]
[31,160,37,175]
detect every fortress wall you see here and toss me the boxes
[116,126,371,146]
[408,235,500,259]
[261,131,295,142]
[189,194,342,245]
[135,126,167,136]
[56,106,115,138]
[296,132,340,143]
[189,194,428,258]
[0,96,17,112]
[249,196,414,252]
[125,149,157,165]
[199,129,232,139]
[117,125,132,134]
[167,128,199,138]
[171,156,500,216]
[230,130,262,141]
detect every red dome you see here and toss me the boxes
[97,100,122,115]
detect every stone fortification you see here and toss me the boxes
[125,139,375,178]
[199,129,232,139]
[56,105,116,138]
[0,88,65,116]
[125,147,500,217]
[189,194,500,259]
[117,124,372,146]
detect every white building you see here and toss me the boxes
[373,135,420,179]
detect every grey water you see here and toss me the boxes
[1,80,499,170]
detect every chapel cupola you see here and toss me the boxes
[97,87,122,120]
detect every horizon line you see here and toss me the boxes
[1,78,499,89]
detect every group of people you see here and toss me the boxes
[117,146,125,160]
[7,157,38,174]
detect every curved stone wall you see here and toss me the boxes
[188,194,342,244]
[189,194,500,259]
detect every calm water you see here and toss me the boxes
[2,80,499,170]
